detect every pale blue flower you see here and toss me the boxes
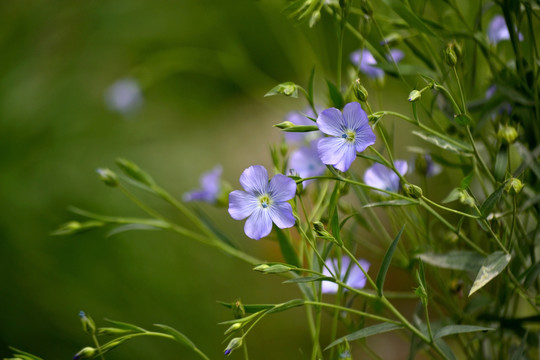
[322,256,370,294]
[317,102,376,172]
[488,15,523,44]
[183,165,222,203]
[364,160,408,194]
[350,49,404,79]
[228,165,296,240]
[105,77,143,115]
[288,140,326,185]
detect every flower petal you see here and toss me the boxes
[354,123,376,152]
[268,174,297,202]
[363,163,391,190]
[347,259,370,289]
[318,137,348,166]
[228,190,258,220]
[268,201,295,229]
[239,165,269,195]
[244,208,272,240]
[342,102,368,131]
[332,145,357,172]
[317,108,345,137]
[394,160,408,176]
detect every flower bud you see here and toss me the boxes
[445,46,457,66]
[264,82,298,98]
[115,158,155,186]
[96,168,118,187]
[51,220,105,236]
[504,177,523,195]
[403,184,423,199]
[408,90,421,102]
[253,263,293,274]
[274,121,295,130]
[359,0,373,15]
[309,10,321,28]
[224,337,243,356]
[224,322,243,335]
[497,124,518,143]
[312,221,340,244]
[79,311,96,335]
[458,189,475,207]
[73,347,97,360]
[353,79,368,102]
[232,299,245,319]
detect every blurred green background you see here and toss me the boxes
[0,0,428,359]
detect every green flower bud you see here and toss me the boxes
[445,40,461,66]
[504,177,524,195]
[96,168,118,187]
[73,347,97,360]
[79,311,96,335]
[98,327,136,336]
[353,79,368,102]
[274,121,295,130]
[232,299,245,319]
[408,90,422,102]
[359,0,373,15]
[51,220,105,236]
[224,337,243,356]
[115,158,155,186]
[253,263,293,274]
[497,124,518,144]
[458,189,475,207]
[403,183,423,199]
[264,82,299,98]
[224,322,243,335]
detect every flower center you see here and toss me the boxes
[341,129,356,143]
[258,194,271,209]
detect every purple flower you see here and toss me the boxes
[105,77,143,115]
[488,15,523,44]
[423,154,442,177]
[364,160,408,194]
[350,49,404,79]
[183,165,222,203]
[288,140,326,184]
[317,102,376,172]
[322,256,370,294]
[284,108,320,144]
[228,165,296,240]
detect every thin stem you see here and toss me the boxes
[465,126,496,184]
[304,301,399,325]
[421,196,480,219]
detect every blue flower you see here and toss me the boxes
[413,154,442,178]
[104,77,143,116]
[322,256,370,294]
[488,15,523,44]
[350,49,404,80]
[317,102,376,172]
[363,160,408,194]
[228,165,296,240]
[288,140,326,185]
[183,165,222,203]
[284,107,321,145]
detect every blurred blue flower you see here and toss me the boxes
[228,165,296,240]
[364,160,408,194]
[104,77,143,116]
[183,165,222,203]
[350,49,404,80]
[284,107,321,144]
[322,256,370,294]
[488,15,523,44]
[413,154,442,178]
[289,140,326,185]
[317,102,376,172]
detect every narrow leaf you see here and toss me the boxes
[381,0,438,38]
[154,324,209,360]
[267,299,305,314]
[326,80,344,109]
[460,172,474,189]
[434,325,494,339]
[325,323,403,350]
[104,319,146,333]
[363,199,417,208]
[7,347,44,360]
[376,225,405,296]
[469,251,512,296]
[283,276,331,284]
[106,223,162,238]
[275,228,301,268]
[418,251,485,273]
[412,131,472,155]
[480,184,505,218]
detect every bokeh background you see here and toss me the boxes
[0,0,456,359]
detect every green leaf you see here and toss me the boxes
[376,226,405,296]
[115,158,156,187]
[493,147,508,182]
[442,188,461,204]
[325,323,403,350]
[434,325,494,339]
[154,324,209,360]
[329,183,343,246]
[376,63,437,78]
[381,0,438,38]
[267,299,305,314]
[412,131,472,155]
[363,199,417,208]
[275,228,301,268]
[104,319,146,333]
[523,262,540,289]
[106,223,162,238]
[417,251,485,273]
[8,347,44,360]
[326,80,344,109]
[308,66,315,106]
[469,251,512,296]
[283,276,331,284]
[434,338,456,360]
[217,301,275,314]
[264,82,299,98]
[460,172,474,189]
[480,184,505,218]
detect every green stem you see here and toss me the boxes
[421,196,479,219]
[465,126,496,184]
[92,334,106,360]
[304,301,399,325]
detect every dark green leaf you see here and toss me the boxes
[329,183,342,246]
[380,0,438,38]
[363,199,417,208]
[104,319,146,333]
[480,184,505,218]
[434,325,494,339]
[275,228,301,268]
[460,172,474,189]
[326,80,344,109]
[325,323,403,350]
[376,226,405,296]
[283,276,331,284]
[267,299,305,314]
[469,251,512,296]
[493,147,508,182]
[7,347,44,360]
[412,131,472,155]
